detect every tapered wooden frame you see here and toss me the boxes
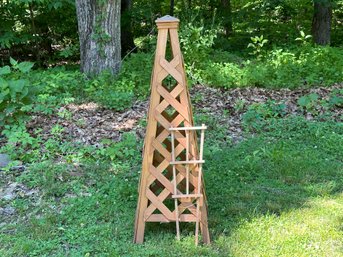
[133,15,210,244]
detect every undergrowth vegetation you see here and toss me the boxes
[1,35,342,124]
[202,45,343,88]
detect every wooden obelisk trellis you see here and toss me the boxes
[134,15,210,244]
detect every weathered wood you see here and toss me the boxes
[134,15,210,245]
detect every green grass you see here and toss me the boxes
[0,116,342,256]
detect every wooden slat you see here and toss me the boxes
[144,188,170,220]
[160,58,183,84]
[149,165,174,194]
[146,214,197,222]
[169,126,207,131]
[170,160,205,165]
[155,83,184,114]
[172,194,202,199]
[156,55,180,83]
[157,85,189,120]
[146,189,173,220]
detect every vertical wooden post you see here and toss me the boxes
[133,15,210,244]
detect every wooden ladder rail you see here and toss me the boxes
[169,124,207,245]
[170,129,180,240]
[195,125,205,245]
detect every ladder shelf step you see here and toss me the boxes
[169,126,207,131]
[172,194,203,199]
[170,160,204,165]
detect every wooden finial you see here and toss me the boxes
[155,15,180,29]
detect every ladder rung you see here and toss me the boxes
[170,160,204,165]
[169,126,207,131]
[172,194,203,199]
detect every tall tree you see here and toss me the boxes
[121,0,135,56]
[75,0,121,76]
[312,0,332,45]
[170,0,175,16]
[221,0,233,36]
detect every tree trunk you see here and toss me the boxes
[75,0,121,76]
[170,0,175,16]
[222,0,233,36]
[312,1,332,45]
[121,0,135,56]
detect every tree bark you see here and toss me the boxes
[121,0,135,56]
[221,0,233,36]
[75,0,121,76]
[170,0,175,16]
[312,1,332,45]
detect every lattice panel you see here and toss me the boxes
[134,15,210,244]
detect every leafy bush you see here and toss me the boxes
[297,90,343,115]
[0,59,35,126]
[327,89,343,109]
[243,100,287,131]
[93,90,134,111]
[85,52,153,110]
[199,45,343,89]
[200,62,243,88]
[179,22,217,66]
[23,53,152,112]
[297,93,320,114]
[31,67,84,96]
[247,35,269,58]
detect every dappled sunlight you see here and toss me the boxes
[67,102,100,111]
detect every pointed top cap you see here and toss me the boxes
[155,15,179,29]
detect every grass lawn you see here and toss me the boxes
[0,115,342,256]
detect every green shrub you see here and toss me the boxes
[247,35,269,59]
[85,53,153,110]
[0,59,35,126]
[297,93,320,114]
[327,89,343,109]
[200,62,243,88]
[94,90,134,111]
[179,22,217,66]
[31,67,84,96]
[199,45,343,89]
[117,52,153,97]
[242,100,287,131]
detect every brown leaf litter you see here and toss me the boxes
[22,84,342,147]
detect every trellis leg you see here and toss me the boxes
[195,125,205,245]
[133,18,169,244]
[195,197,201,246]
[186,130,190,195]
[171,130,180,240]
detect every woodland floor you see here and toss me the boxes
[25,83,343,146]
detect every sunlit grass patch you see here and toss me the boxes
[223,194,343,257]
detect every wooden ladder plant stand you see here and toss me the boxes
[170,125,207,245]
[133,15,210,245]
